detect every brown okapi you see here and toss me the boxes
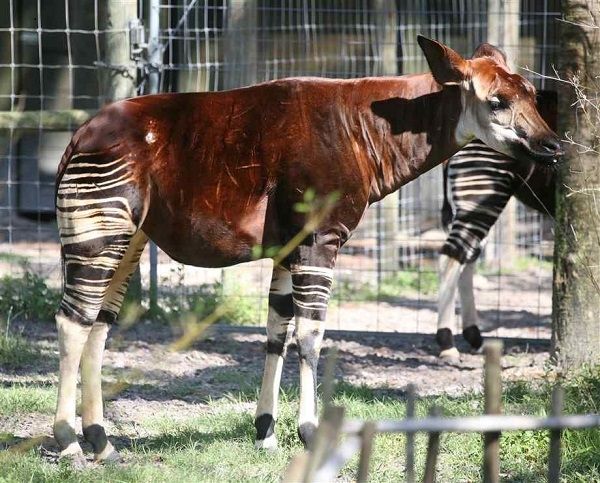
[53,36,561,462]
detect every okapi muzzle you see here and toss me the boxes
[53,35,562,460]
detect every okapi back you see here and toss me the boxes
[59,76,461,268]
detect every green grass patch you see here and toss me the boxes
[480,255,553,276]
[0,373,599,481]
[154,281,266,327]
[0,383,55,415]
[336,270,439,303]
[0,252,29,264]
[0,332,41,371]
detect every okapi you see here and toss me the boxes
[53,36,561,462]
[435,90,557,358]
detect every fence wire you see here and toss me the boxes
[0,0,560,337]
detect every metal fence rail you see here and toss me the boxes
[0,0,560,335]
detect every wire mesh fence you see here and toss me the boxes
[0,0,560,336]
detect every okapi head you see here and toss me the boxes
[417,35,562,164]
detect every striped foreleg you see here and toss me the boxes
[291,264,334,448]
[255,266,295,450]
[436,254,464,359]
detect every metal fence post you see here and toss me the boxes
[147,0,162,312]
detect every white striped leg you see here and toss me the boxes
[255,266,294,450]
[98,230,148,323]
[54,314,92,460]
[291,265,333,448]
[436,254,464,359]
[458,261,483,350]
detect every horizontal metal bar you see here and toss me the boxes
[342,414,600,435]
[0,110,95,130]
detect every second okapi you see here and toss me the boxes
[53,36,561,462]
[435,90,558,358]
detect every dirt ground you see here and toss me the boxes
[1,319,551,450]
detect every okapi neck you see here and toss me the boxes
[365,77,463,203]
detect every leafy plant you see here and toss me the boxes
[156,281,265,326]
[0,272,61,322]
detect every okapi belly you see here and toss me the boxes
[141,210,266,268]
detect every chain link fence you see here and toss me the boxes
[0,0,560,335]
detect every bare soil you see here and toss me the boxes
[1,320,551,450]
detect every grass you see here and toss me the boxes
[336,270,439,303]
[480,255,554,276]
[0,383,55,415]
[0,316,43,371]
[154,281,267,327]
[1,372,599,481]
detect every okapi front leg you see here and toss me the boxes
[255,266,294,450]
[291,265,333,448]
[436,254,464,359]
[458,261,483,350]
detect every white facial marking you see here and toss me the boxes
[145,131,156,144]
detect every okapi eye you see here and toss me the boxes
[488,96,507,111]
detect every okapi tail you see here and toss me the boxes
[441,160,453,230]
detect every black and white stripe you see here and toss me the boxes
[441,140,519,264]
[437,138,555,356]
[56,152,145,325]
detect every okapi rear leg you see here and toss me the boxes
[457,261,483,350]
[291,264,334,448]
[254,266,294,450]
[436,254,464,359]
[54,234,138,462]
[54,315,92,464]
[81,231,148,462]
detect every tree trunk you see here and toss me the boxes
[552,0,600,371]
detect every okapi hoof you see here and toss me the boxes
[298,422,317,449]
[439,347,460,360]
[83,424,120,463]
[254,434,278,451]
[59,449,89,470]
[254,414,278,451]
[95,445,121,464]
[462,325,483,351]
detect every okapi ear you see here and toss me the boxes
[417,35,469,86]
[472,43,509,68]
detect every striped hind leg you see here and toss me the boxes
[254,266,294,450]
[54,155,144,460]
[80,231,148,461]
[53,240,130,460]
